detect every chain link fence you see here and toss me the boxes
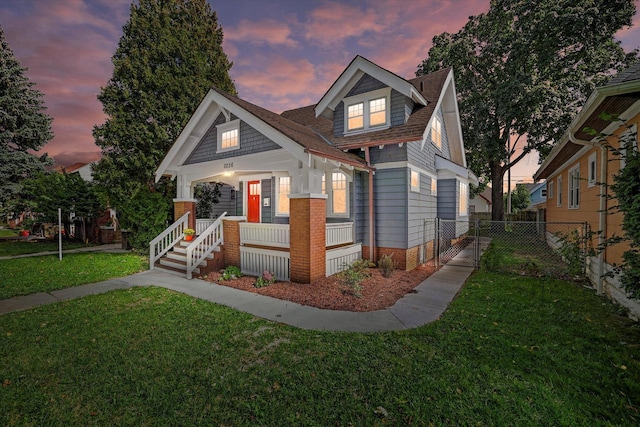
[427,219,590,281]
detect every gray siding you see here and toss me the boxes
[333,102,344,137]
[390,89,410,127]
[235,182,244,216]
[346,74,386,96]
[437,179,457,220]
[408,172,438,247]
[210,184,236,219]
[354,171,368,245]
[428,106,451,159]
[261,178,272,223]
[406,140,437,174]
[374,168,408,249]
[186,113,281,164]
[370,143,407,164]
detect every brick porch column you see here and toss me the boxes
[289,193,327,283]
[173,199,196,230]
[222,218,244,268]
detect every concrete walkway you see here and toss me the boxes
[0,243,483,332]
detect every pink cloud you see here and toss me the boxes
[225,19,297,48]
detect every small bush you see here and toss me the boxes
[480,242,506,272]
[220,265,242,280]
[377,253,396,278]
[255,270,276,288]
[337,259,372,298]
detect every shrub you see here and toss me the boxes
[377,253,396,278]
[337,259,372,298]
[480,242,505,272]
[255,270,276,288]
[220,265,242,280]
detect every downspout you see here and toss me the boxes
[568,133,607,294]
[365,147,375,262]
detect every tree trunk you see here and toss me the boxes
[490,162,505,221]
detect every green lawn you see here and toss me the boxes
[0,229,18,237]
[0,253,148,299]
[1,271,638,426]
[0,240,94,257]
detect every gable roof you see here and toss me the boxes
[314,55,427,119]
[535,62,640,181]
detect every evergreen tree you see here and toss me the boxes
[92,0,236,246]
[0,25,53,216]
[417,0,637,220]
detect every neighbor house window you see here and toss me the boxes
[276,176,290,215]
[541,189,547,197]
[557,176,563,207]
[588,152,597,188]
[410,170,420,192]
[217,119,240,152]
[548,181,554,199]
[431,117,442,149]
[322,172,349,216]
[568,165,580,209]
[459,181,468,216]
[343,88,390,134]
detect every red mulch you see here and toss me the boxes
[202,264,437,312]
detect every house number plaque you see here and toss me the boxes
[223,162,234,169]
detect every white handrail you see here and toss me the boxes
[149,211,190,270]
[186,212,227,279]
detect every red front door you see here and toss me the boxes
[247,180,260,223]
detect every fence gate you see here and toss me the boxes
[434,218,480,269]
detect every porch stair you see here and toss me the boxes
[154,239,220,277]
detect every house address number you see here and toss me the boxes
[223,162,234,169]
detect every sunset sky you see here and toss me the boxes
[2,0,639,184]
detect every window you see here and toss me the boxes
[557,176,562,207]
[619,125,637,170]
[347,102,364,131]
[276,176,290,215]
[217,119,240,152]
[588,152,597,188]
[459,181,468,216]
[343,88,390,134]
[431,117,442,149]
[541,189,547,198]
[322,172,349,216]
[548,181,554,199]
[410,170,420,192]
[568,165,580,209]
[431,178,437,196]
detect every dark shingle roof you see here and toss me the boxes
[606,62,640,86]
[281,67,451,148]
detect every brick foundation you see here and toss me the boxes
[222,219,243,268]
[173,200,196,230]
[363,240,435,271]
[290,195,326,283]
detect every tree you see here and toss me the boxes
[0,25,53,216]
[503,184,529,213]
[195,182,223,219]
[92,0,236,246]
[417,0,638,220]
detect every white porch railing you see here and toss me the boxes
[186,212,226,279]
[326,243,362,276]
[326,222,354,247]
[239,223,290,248]
[196,219,215,235]
[240,247,290,281]
[150,212,190,270]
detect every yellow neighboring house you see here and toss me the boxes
[534,64,640,318]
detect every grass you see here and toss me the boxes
[1,270,638,425]
[0,253,148,299]
[0,229,18,237]
[0,239,94,257]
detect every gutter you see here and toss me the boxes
[567,133,607,295]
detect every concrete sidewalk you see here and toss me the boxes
[0,243,484,332]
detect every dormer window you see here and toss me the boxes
[217,119,240,152]
[343,88,390,134]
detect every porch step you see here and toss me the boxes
[158,257,202,275]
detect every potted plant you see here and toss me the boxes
[183,228,195,241]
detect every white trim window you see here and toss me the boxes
[217,119,240,152]
[458,180,468,216]
[588,152,597,188]
[343,88,390,134]
[322,172,350,217]
[557,175,563,207]
[548,180,554,199]
[431,178,437,196]
[410,169,420,192]
[568,165,580,209]
[431,117,442,149]
[276,176,290,216]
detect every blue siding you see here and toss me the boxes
[437,179,457,220]
[354,171,368,245]
[261,178,272,223]
[346,74,386,96]
[406,140,437,174]
[390,89,410,126]
[374,168,408,248]
[408,172,438,247]
[333,101,344,137]
[186,113,281,164]
[369,143,407,164]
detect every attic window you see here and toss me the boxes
[217,119,240,152]
[343,87,390,134]
[431,117,442,149]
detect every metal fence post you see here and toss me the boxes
[475,218,480,269]
[435,218,440,269]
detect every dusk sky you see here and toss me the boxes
[2,0,640,184]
